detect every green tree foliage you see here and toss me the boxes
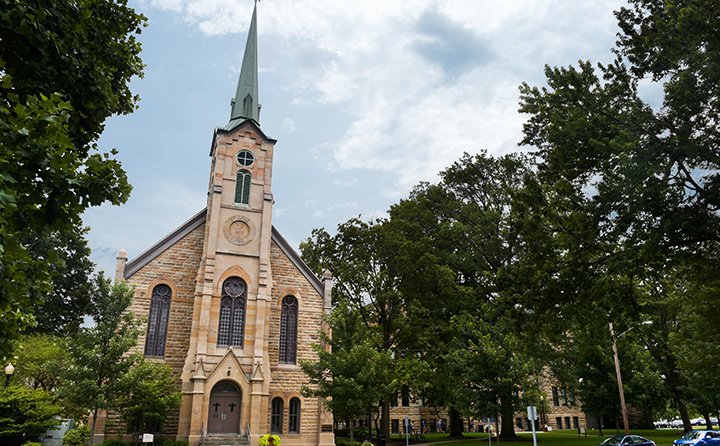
[114,360,181,434]
[0,385,61,446]
[389,152,544,439]
[60,274,141,438]
[13,335,69,393]
[0,0,145,360]
[23,225,94,336]
[301,218,412,438]
[302,300,397,445]
[62,426,90,446]
[517,0,720,431]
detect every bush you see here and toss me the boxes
[157,440,189,446]
[22,442,42,446]
[100,440,130,446]
[0,386,61,445]
[259,434,281,446]
[63,426,90,446]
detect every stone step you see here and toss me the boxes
[201,435,249,446]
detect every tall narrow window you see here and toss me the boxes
[218,277,247,347]
[279,296,298,363]
[271,397,283,433]
[551,386,560,406]
[145,284,171,357]
[288,397,301,433]
[235,170,251,205]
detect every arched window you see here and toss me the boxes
[218,277,247,347]
[235,169,251,205]
[270,397,284,433]
[145,284,171,357]
[288,397,301,434]
[279,296,298,363]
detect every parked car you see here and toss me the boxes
[655,420,671,429]
[673,430,720,446]
[601,435,656,446]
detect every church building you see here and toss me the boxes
[108,5,335,446]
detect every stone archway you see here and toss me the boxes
[208,381,241,434]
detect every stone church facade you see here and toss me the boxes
[104,5,335,446]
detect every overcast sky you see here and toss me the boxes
[83,0,629,277]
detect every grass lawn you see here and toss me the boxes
[387,429,684,446]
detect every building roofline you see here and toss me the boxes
[210,118,277,156]
[123,208,325,297]
[124,209,207,278]
[271,226,324,296]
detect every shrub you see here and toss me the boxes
[259,434,281,446]
[101,440,130,446]
[157,440,189,446]
[63,426,90,446]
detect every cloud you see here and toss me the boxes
[281,117,296,132]
[135,0,627,205]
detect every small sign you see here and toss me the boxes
[321,425,333,432]
[142,433,154,443]
[527,405,537,421]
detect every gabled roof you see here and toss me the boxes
[123,208,324,296]
[124,208,206,278]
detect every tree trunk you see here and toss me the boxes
[90,407,99,445]
[449,407,463,437]
[704,413,712,431]
[674,391,692,432]
[380,400,390,441]
[499,390,518,440]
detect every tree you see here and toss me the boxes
[60,274,141,439]
[13,335,70,393]
[0,385,61,446]
[23,225,94,336]
[301,218,412,439]
[302,300,397,445]
[0,0,145,360]
[114,360,181,435]
[517,0,720,431]
[389,152,544,439]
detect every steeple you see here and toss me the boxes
[229,2,260,124]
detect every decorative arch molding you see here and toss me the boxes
[145,276,178,300]
[216,266,253,297]
[268,390,286,401]
[275,288,302,308]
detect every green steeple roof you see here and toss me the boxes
[229,2,260,124]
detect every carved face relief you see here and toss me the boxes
[223,215,256,245]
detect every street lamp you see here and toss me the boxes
[4,363,14,388]
[609,321,652,435]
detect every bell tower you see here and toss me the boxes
[179,2,278,443]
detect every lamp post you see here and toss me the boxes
[609,321,652,435]
[4,363,14,388]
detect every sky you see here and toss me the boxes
[84,0,630,277]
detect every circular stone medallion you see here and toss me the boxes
[223,215,256,245]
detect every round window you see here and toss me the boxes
[236,150,255,167]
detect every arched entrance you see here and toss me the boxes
[208,381,241,434]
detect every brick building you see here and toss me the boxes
[104,5,334,446]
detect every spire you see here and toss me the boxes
[230,2,260,124]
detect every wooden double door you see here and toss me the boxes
[208,381,241,434]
